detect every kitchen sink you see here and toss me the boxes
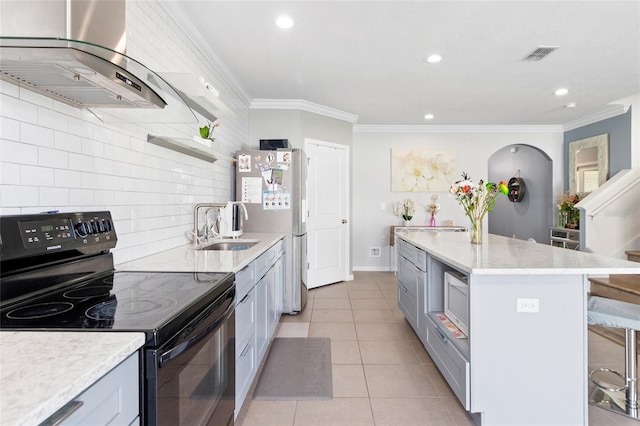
[198,240,259,251]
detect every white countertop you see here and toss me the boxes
[398,231,640,275]
[116,232,285,273]
[0,331,145,426]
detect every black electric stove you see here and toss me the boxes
[0,211,236,425]
[0,212,233,344]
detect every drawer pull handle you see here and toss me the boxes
[41,400,84,426]
[435,326,448,343]
[400,284,409,293]
[239,293,251,304]
[240,342,251,357]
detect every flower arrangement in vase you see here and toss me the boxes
[427,194,440,227]
[394,199,416,226]
[449,173,508,243]
[557,192,581,228]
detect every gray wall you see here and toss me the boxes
[563,108,632,190]
[488,144,553,243]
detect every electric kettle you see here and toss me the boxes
[218,201,248,238]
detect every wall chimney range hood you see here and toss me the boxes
[0,0,168,111]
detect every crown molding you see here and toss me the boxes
[353,124,563,133]
[250,99,359,123]
[562,104,631,132]
[158,2,253,107]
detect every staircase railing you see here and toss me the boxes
[576,167,640,259]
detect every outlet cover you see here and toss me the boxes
[370,247,381,257]
[516,298,539,313]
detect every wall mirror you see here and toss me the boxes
[568,133,609,195]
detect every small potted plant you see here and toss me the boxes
[199,120,220,142]
[394,199,416,226]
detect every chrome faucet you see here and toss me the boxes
[193,203,226,246]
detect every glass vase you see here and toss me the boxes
[429,214,436,227]
[558,211,568,228]
[469,212,483,244]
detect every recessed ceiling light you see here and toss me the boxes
[554,88,569,96]
[426,54,442,63]
[275,15,294,29]
[565,102,577,108]
[424,114,435,120]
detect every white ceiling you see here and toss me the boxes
[169,1,640,126]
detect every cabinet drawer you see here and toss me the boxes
[398,240,418,265]
[425,317,470,409]
[236,287,256,351]
[50,353,139,426]
[397,256,415,295]
[236,334,256,412]
[398,281,417,327]
[235,264,255,300]
[398,240,427,271]
[274,238,285,258]
[254,251,270,281]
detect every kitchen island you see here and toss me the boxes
[0,331,144,426]
[396,231,640,426]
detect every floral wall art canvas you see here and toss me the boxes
[391,148,457,192]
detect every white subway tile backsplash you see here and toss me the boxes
[20,122,54,147]
[1,185,39,207]
[0,117,20,141]
[0,2,248,262]
[54,169,82,188]
[0,80,19,97]
[39,187,70,207]
[1,92,38,122]
[81,138,105,157]
[93,158,115,175]
[38,147,69,169]
[68,153,95,172]
[20,165,54,186]
[54,131,82,153]
[68,116,93,138]
[37,107,69,133]
[69,188,94,205]
[1,162,20,185]
[0,139,38,165]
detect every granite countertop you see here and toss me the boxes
[398,231,640,275]
[116,232,285,273]
[0,331,145,426]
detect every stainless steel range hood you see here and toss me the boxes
[0,0,167,110]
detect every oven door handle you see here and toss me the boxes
[158,293,234,368]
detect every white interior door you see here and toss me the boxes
[305,138,350,288]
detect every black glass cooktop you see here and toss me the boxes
[0,271,234,346]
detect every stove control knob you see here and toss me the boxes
[102,219,113,232]
[75,222,90,237]
[91,220,104,234]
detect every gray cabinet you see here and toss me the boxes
[396,239,426,339]
[234,237,285,419]
[45,353,139,426]
[397,237,470,410]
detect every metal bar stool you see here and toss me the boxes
[588,296,640,420]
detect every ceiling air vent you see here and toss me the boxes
[522,46,559,62]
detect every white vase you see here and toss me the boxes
[403,220,412,227]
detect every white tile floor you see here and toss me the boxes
[236,271,640,425]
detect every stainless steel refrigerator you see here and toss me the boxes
[235,148,307,314]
